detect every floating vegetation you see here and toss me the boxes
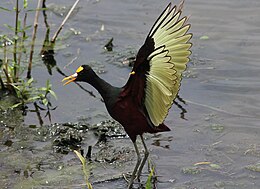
[182,166,201,175]
[244,144,260,157]
[210,124,225,133]
[91,119,127,141]
[182,161,222,175]
[194,161,221,170]
[47,122,89,154]
[245,163,260,173]
[200,35,210,40]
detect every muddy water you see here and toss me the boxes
[0,0,260,188]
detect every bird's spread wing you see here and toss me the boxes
[144,2,192,126]
[123,2,192,126]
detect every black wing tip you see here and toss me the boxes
[148,3,177,37]
[149,1,189,38]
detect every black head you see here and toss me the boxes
[62,65,95,85]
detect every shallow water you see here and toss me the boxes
[0,0,260,188]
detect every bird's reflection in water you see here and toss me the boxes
[151,134,173,149]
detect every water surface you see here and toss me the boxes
[0,0,259,188]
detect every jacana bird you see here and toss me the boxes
[63,1,192,188]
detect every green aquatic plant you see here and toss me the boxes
[145,168,154,189]
[74,150,93,189]
[0,0,58,110]
[11,78,57,108]
[145,159,156,189]
[1,0,31,82]
[1,0,80,110]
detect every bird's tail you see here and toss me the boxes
[156,123,171,132]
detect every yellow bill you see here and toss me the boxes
[62,73,77,85]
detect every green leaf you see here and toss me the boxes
[46,79,52,91]
[4,24,15,32]
[11,102,22,109]
[74,150,92,189]
[87,182,93,189]
[75,150,86,165]
[24,25,32,31]
[39,87,47,91]
[46,79,50,86]
[17,20,21,31]
[49,90,57,100]
[13,35,20,40]
[0,7,11,12]
[42,98,48,106]
[145,167,154,189]
[23,0,28,9]
[27,96,40,102]
[11,84,20,91]
[27,78,34,85]
[38,94,44,98]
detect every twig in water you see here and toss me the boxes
[51,0,80,43]
[63,48,80,69]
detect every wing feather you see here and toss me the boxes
[122,2,192,127]
[154,12,181,42]
[144,2,192,126]
[149,4,176,37]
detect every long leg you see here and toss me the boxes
[128,141,142,189]
[136,135,149,180]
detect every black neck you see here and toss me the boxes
[87,72,115,101]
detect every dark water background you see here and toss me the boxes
[0,0,259,188]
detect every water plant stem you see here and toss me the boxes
[13,0,19,82]
[17,13,28,80]
[3,42,12,86]
[27,0,42,79]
